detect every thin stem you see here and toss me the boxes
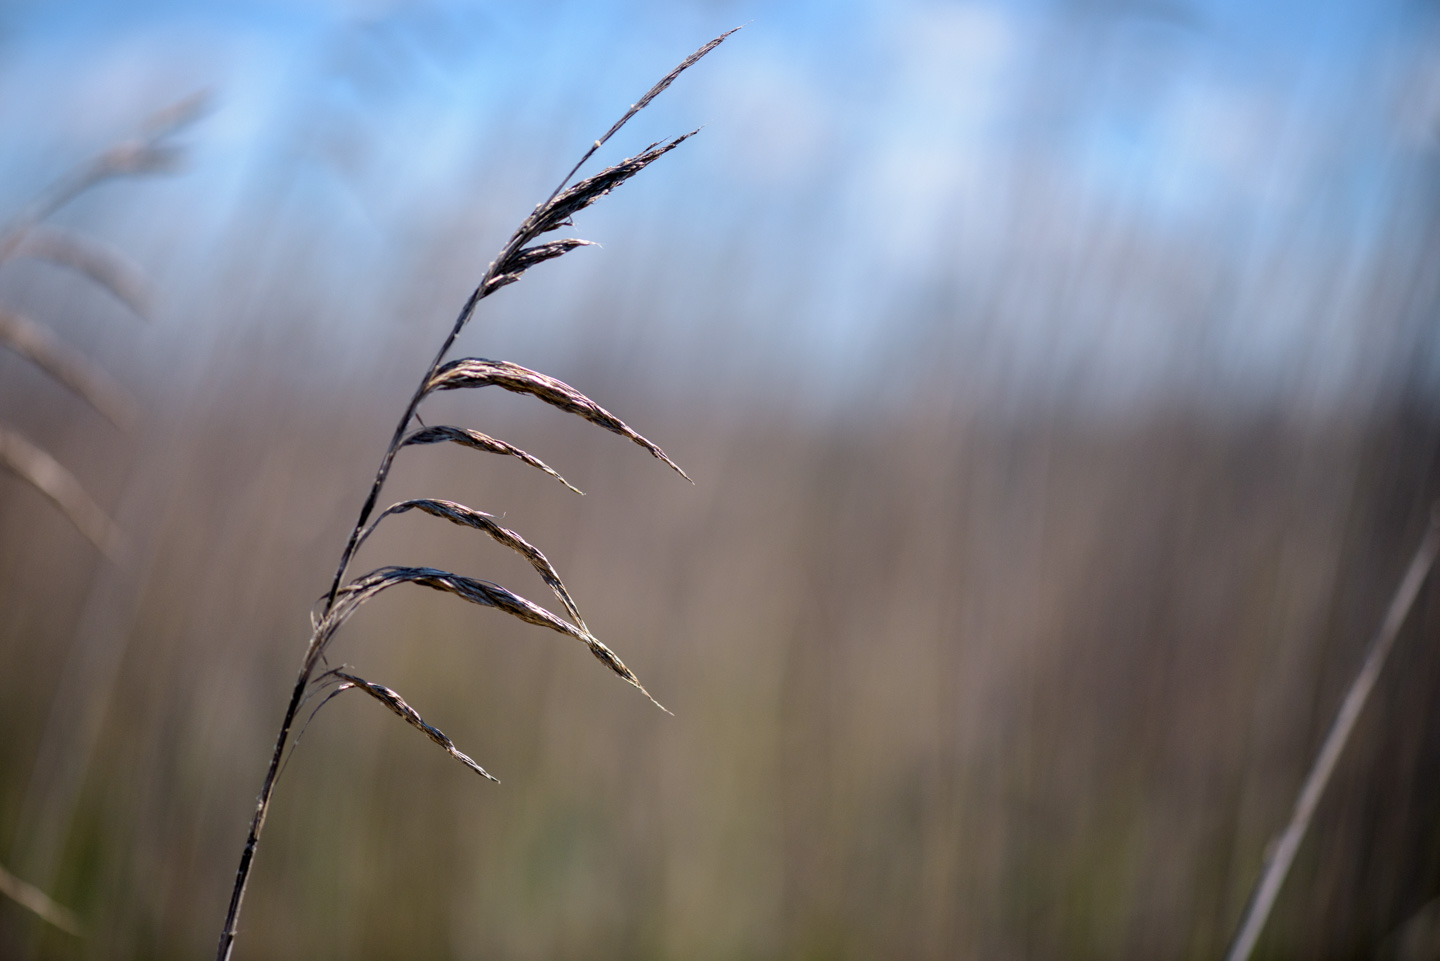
[1223,506,1440,961]
[214,670,308,961]
[213,300,470,961]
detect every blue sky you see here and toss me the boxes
[0,0,1435,415]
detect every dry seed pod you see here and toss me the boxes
[529,134,696,240]
[400,424,582,494]
[325,566,662,709]
[355,498,588,629]
[481,238,595,296]
[478,134,695,298]
[326,565,583,642]
[331,670,497,782]
[423,358,690,481]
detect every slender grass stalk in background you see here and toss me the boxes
[0,428,122,561]
[0,93,204,557]
[1224,507,1440,961]
[214,29,737,961]
[0,95,202,936]
[0,862,80,938]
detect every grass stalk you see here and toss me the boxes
[214,30,736,961]
[0,861,81,938]
[0,97,200,938]
[1224,505,1440,961]
[0,94,202,555]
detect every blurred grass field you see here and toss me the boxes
[3,380,1438,959]
[3,2,1440,959]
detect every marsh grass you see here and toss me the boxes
[0,94,202,936]
[214,29,738,961]
[0,93,204,560]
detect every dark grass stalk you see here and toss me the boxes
[1223,506,1440,961]
[215,30,736,961]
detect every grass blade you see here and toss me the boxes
[215,31,730,956]
[0,92,208,265]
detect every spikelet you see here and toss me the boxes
[328,670,498,782]
[355,499,587,627]
[400,425,583,494]
[423,358,690,480]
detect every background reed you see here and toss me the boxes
[0,95,201,558]
[0,95,202,941]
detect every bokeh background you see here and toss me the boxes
[3,0,1440,958]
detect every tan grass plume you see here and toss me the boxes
[215,29,738,961]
